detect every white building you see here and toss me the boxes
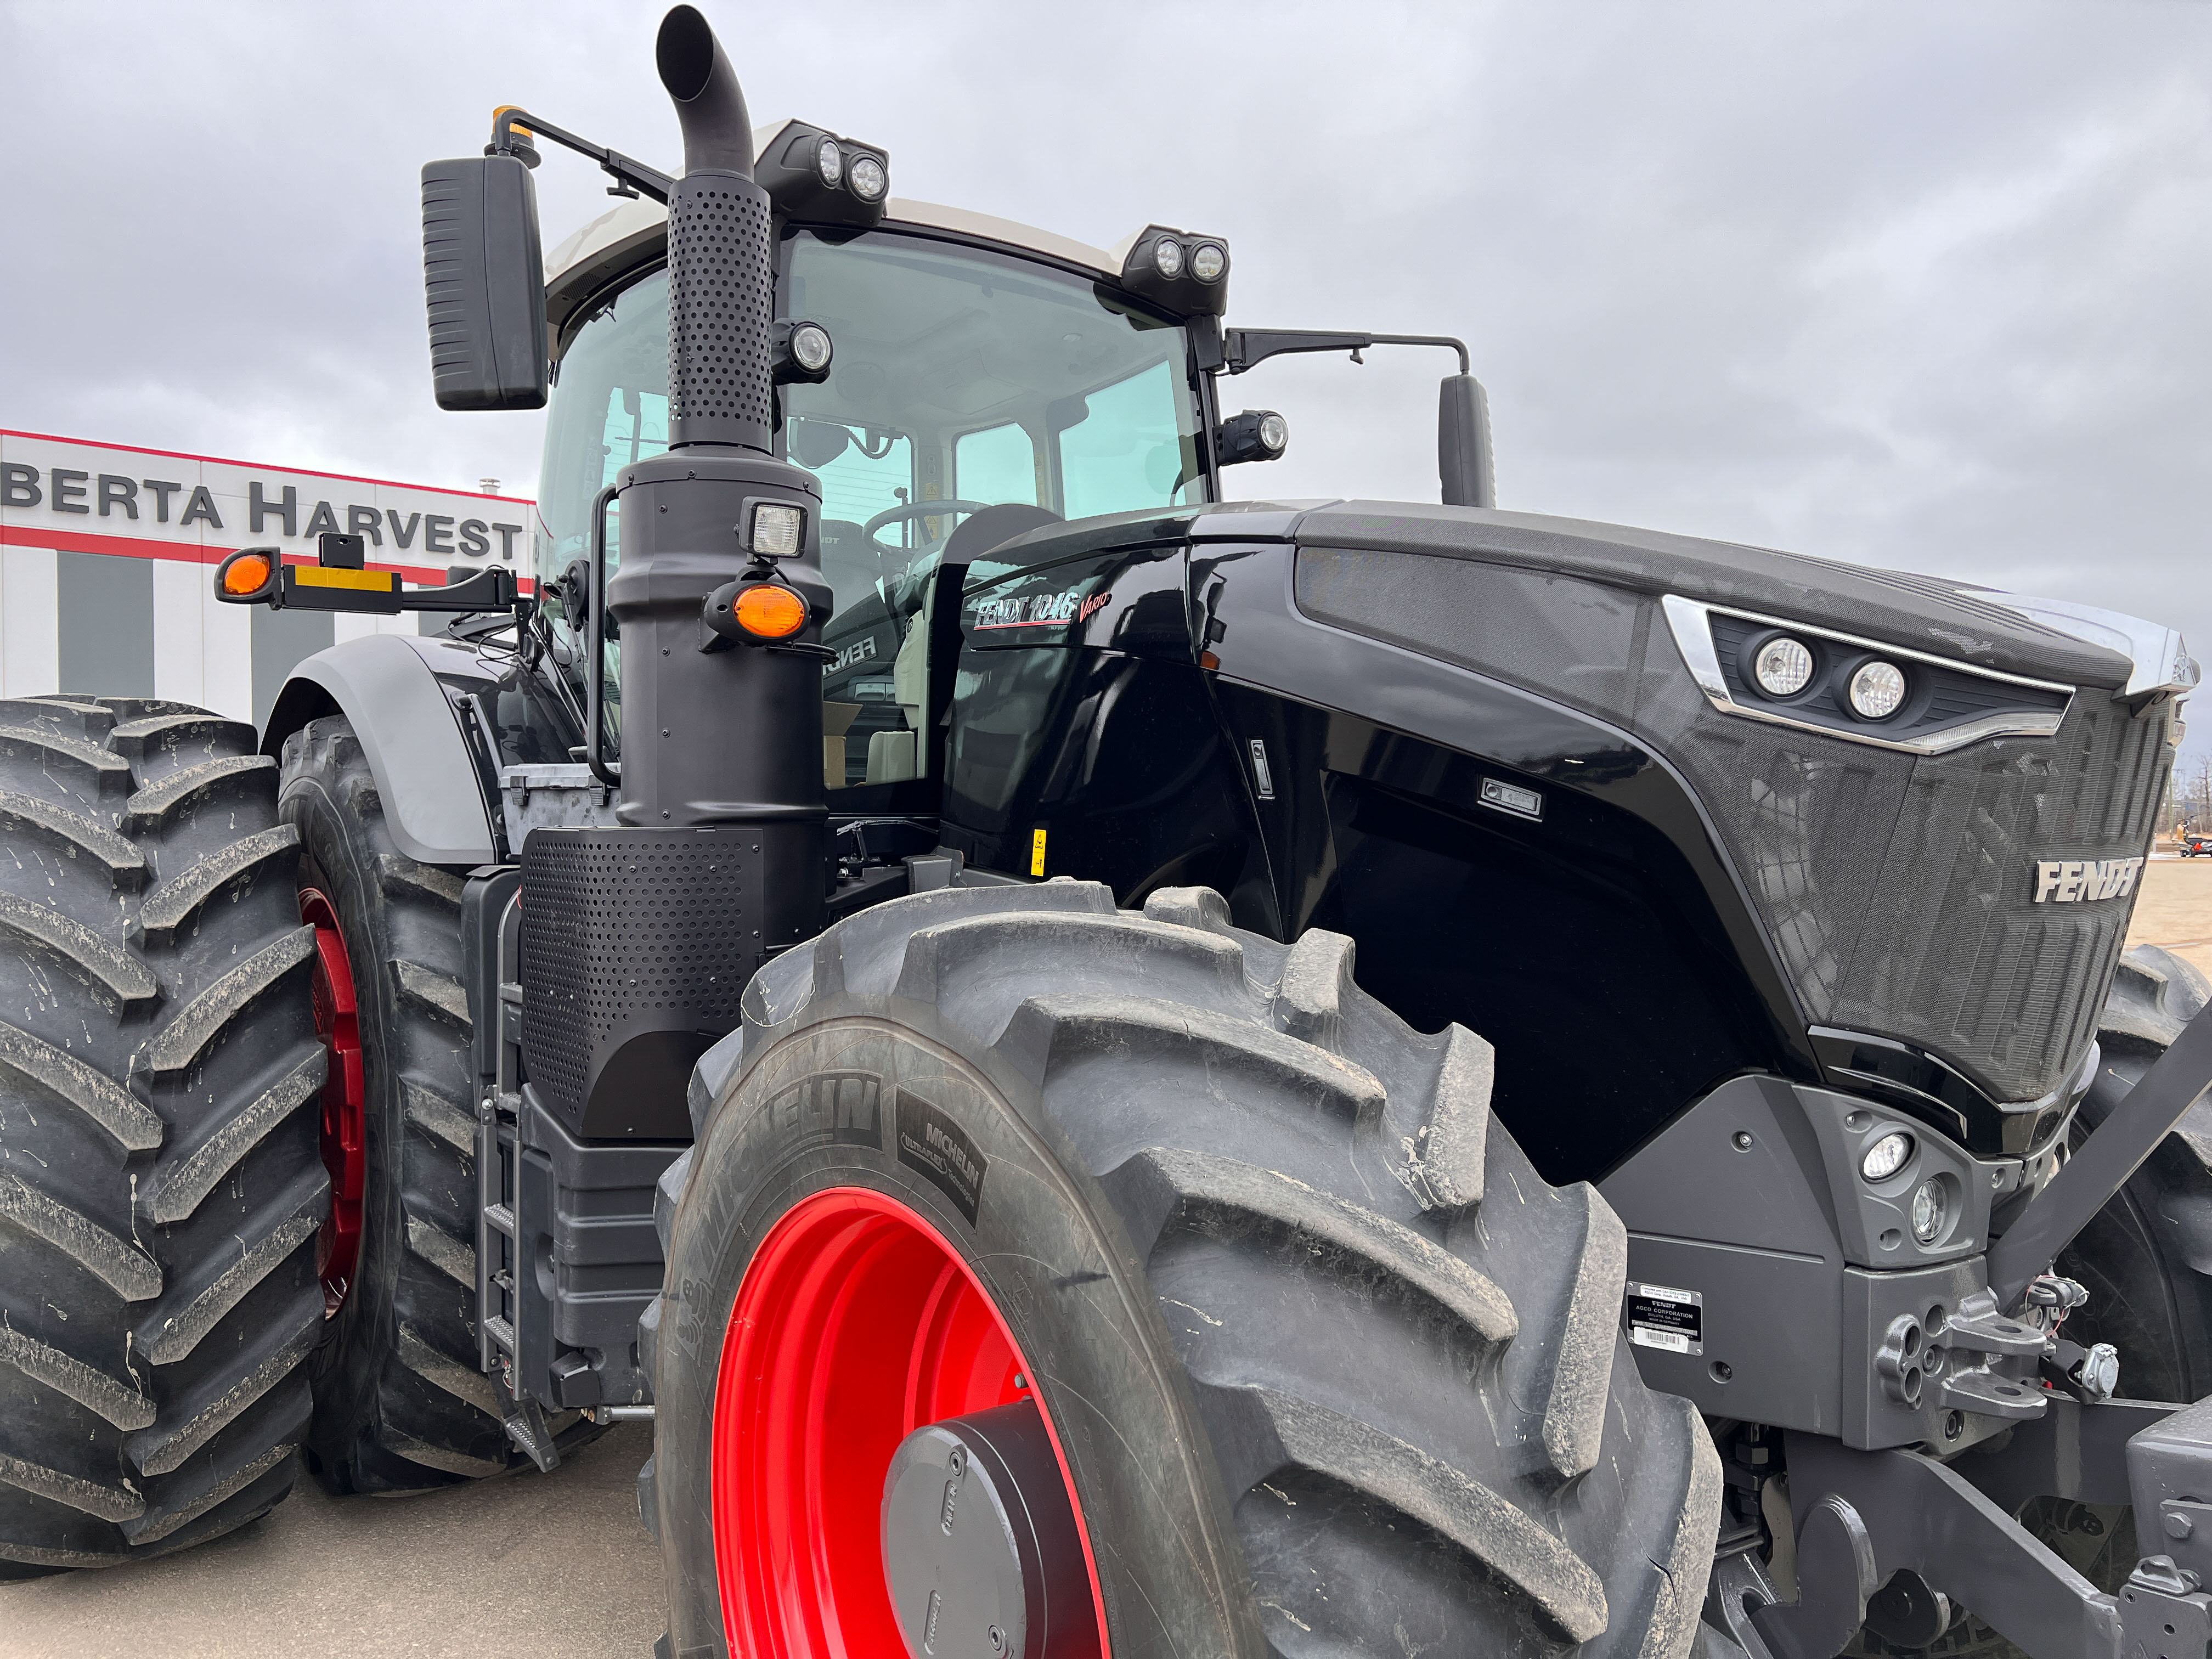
[0,429,533,727]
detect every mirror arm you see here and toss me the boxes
[1222,329,1470,376]
[490,106,675,205]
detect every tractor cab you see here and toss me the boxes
[532,190,1220,804]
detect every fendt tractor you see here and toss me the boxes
[3,10,2209,1658]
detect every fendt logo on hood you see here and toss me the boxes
[2032,857,2143,904]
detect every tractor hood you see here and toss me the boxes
[978,498,2176,695]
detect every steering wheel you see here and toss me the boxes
[862,499,998,561]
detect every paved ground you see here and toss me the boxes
[2131,856,2212,984]
[0,1425,665,1658]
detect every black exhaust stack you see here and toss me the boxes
[655,7,773,454]
[520,6,828,1143]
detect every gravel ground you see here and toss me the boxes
[2131,857,2212,985]
[0,1424,665,1658]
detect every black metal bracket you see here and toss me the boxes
[1754,1434,2123,1659]
[1221,328,1470,376]
[1989,1000,2212,1309]
[213,541,531,620]
[490,106,675,205]
[585,485,621,789]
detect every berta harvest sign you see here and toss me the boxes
[0,430,535,726]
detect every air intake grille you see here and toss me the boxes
[666,174,772,439]
[520,827,760,1134]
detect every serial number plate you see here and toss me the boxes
[1626,1282,1703,1356]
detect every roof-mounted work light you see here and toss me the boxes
[754,120,890,226]
[1116,225,1231,318]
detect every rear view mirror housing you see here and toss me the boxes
[421,154,549,411]
[1439,373,1494,509]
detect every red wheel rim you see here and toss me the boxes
[713,1186,1110,1658]
[302,888,365,1316]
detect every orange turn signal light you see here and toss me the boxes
[223,553,273,596]
[732,584,807,640]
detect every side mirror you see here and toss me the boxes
[1439,374,1495,509]
[420,155,548,411]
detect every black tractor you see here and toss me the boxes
[4,10,2210,1659]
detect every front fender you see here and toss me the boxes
[261,633,499,867]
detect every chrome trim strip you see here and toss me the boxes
[1966,589,2200,699]
[1660,595,2074,757]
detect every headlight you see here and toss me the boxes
[1257,413,1289,455]
[1860,1130,1913,1182]
[749,503,806,558]
[1753,636,1814,697]
[848,154,887,202]
[1153,238,1184,279]
[1911,1177,1948,1243]
[1190,242,1227,282]
[1850,660,1907,719]
[815,138,843,188]
[789,323,833,375]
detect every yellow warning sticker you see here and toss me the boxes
[1030,828,1047,877]
[292,565,398,591]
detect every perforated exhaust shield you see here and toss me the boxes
[667,173,774,450]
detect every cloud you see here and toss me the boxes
[4,0,2207,757]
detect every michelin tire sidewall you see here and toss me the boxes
[652,1008,1259,1659]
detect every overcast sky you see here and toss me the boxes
[5,0,2208,757]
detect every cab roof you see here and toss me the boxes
[544,122,1130,343]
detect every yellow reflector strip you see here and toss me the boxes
[1030,828,1047,877]
[293,566,398,592]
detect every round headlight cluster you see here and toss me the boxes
[1849,660,1908,720]
[1257,412,1289,455]
[1860,1130,1914,1182]
[789,322,833,375]
[1911,1177,1948,1244]
[1753,635,1814,698]
[1150,238,1228,284]
[849,154,887,202]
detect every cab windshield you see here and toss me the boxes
[535,227,1207,607]
[534,225,1206,791]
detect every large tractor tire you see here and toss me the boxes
[2056,943,2212,1403]
[0,696,326,1573]
[643,881,1722,1658]
[279,715,588,1491]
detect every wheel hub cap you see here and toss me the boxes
[882,1402,1090,1659]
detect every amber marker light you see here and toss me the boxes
[732,584,808,640]
[221,551,273,596]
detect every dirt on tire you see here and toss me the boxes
[644,879,1722,1657]
[280,715,592,1492]
[0,695,326,1573]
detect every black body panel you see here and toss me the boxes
[1212,682,1790,1182]
[946,536,1810,1183]
[944,501,2175,1181]
[1288,537,2172,1110]
[939,545,1273,925]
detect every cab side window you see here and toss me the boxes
[956,422,1039,508]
